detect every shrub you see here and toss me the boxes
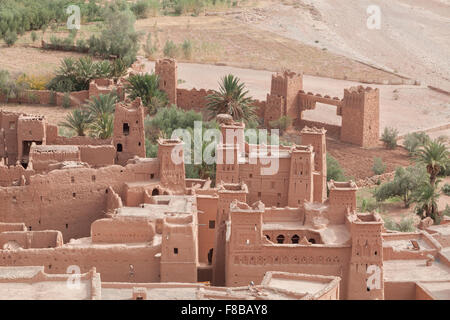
[163,40,178,58]
[143,33,157,58]
[31,31,38,42]
[88,9,141,66]
[4,30,18,46]
[372,157,386,175]
[182,39,193,59]
[131,0,152,19]
[443,204,450,217]
[383,216,415,232]
[62,92,71,109]
[381,127,399,149]
[359,197,378,213]
[269,116,292,135]
[404,132,430,156]
[326,153,346,182]
[16,74,49,90]
[0,70,29,102]
[442,183,450,196]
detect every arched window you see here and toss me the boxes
[276,234,285,244]
[291,234,300,244]
[152,188,159,196]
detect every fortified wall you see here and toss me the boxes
[154,59,380,148]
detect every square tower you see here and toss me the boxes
[287,145,314,207]
[157,138,186,193]
[270,70,303,123]
[327,180,358,224]
[301,126,327,203]
[341,86,379,148]
[161,214,198,283]
[155,58,177,105]
[347,212,384,300]
[212,183,248,286]
[113,98,146,165]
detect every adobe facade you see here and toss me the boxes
[0,66,448,300]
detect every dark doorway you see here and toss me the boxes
[291,234,300,244]
[208,248,213,265]
[152,188,159,196]
[21,141,41,168]
[309,238,316,244]
[117,143,123,152]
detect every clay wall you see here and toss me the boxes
[226,244,351,300]
[0,160,160,241]
[0,230,63,249]
[79,145,116,167]
[176,88,214,116]
[29,145,80,172]
[91,217,155,244]
[0,164,33,187]
[0,222,26,233]
[0,245,161,283]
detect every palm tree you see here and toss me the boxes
[85,93,117,119]
[125,73,167,114]
[415,139,449,187]
[90,113,114,139]
[413,181,440,219]
[206,74,256,123]
[59,109,92,136]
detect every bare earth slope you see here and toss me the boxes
[234,0,450,91]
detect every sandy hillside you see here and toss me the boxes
[232,0,450,91]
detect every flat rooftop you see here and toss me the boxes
[101,286,199,300]
[116,196,195,218]
[417,281,450,300]
[0,266,94,300]
[384,259,450,282]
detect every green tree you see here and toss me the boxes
[206,74,256,123]
[84,93,117,119]
[88,9,141,66]
[413,181,440,220]
[89,113,114,139]
[58,109,92,136]
[126,73,168,114]
[374,165,428,208]
[415,139,449,188]
[404,132,430,156]
[326,153,346,182]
